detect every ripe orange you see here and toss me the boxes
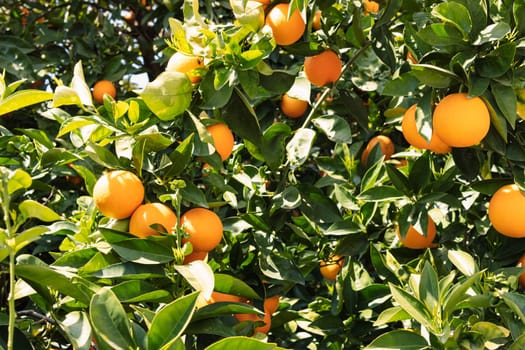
[254,312,272,334]
[129,203,177,238]
[166,52,205,83]
[396,216,437,249]
[206,123,234,161]
[488,184,525,238]
[320,255,344,281]
[401,104,451,154]
[93,170,144,219]
[361,135,395,166]
[92,80,117,104]
[254,0,271,9]
[304,50,342,87]
[265,3,305,46]
[517,254,525,288]
[181,208,223,252]
[210,291,244,303]
[312,10,322,31]
[363,0,380,14]
[406,51,418,64]
[281,93,308,118]
[263,295,280,314]
[183,250,208,264]
[433,93,490,148]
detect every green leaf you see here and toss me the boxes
[411,64,460,88]
[470,321,509,341]
[419,261,439,314]
[205,336,283,350]
[431,2,472,38]
[0,226,49,262]
[111,280,171,303]
[442,271,483,318]
[19,200,62,222]
[222,89,262,147]
[388,283,434,331]
[312,115,352,143]
[110,238,175,265]
[16,262,91,305]
[509,332,525,350]
[92,262,166,280]
[473,22,511,45]
[84,142,121,169]
[448,250,478,276]
[385,164,411,196]
[90,288,137,350]
[502,292,525,324]
[373,306,411,326]
[166,133,195,178]
[491,82,517,127]
[261,123,292,171]
[7,168,32,194]
[200,72,234,109]
[364,330,429,349]
[141,71,193,120]
[0,89,53,116]
[381,72,420,96]
[174,261,215,304]
[357,186,405,202]
[324,219,363,236]
[52,86,82,107]
[272,186,301,210]
[417,23,468,52]
[214,273,261,300]
[475,43,516,78]
[147,291,199,350]
[59,311,92,350]
[286,128,316,167]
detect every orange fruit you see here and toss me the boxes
[406,50,418,64]
[396,216,437,249]
[361,135,395,166]
[181,208,223,252]
[93,170,144,219]
[281,93,308,118]
[312,10,322,31]
[129,203,177,238]
[517,254,525,288]
[363,0,380,14]
[210,291,244,303]
[254,312,272,334]
[304,50,342,87]
[401,104,451,154]
[206,123,234,161]
[488,184,525,238]
[183,250,208,264]
[92,80,117,104]
[254,0,271,9]
[166,52,205,83]
[263,295,280,314]
[320,255,344,281]
[265,3,305,46]
[433,93,490,148]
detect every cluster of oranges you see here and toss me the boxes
[92,170,224,261]
[209,292,280,335]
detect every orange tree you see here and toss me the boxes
[2,0,525,349]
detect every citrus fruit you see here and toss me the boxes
[401,104,451,154]
[312,10,322,31]
[93,170,144,219]
[517,254,525,288]
[129,203,177,238]
[181,208,223,252]
[206,123,234,161]
[320,255,344,281]
[488,184,525,238]
[210,291,244,303]
[93,80,117,104]
[281,93,308,118]
[263,295,280,314]
[396,216,437,249]
[183,250,208,264]
[433,93,490,148]
[265,3,305,46]
[363,0,380,14]
[304,50,342,87]
[166,52,205,83]
[254,312,272,334]
[361,135,395,166]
